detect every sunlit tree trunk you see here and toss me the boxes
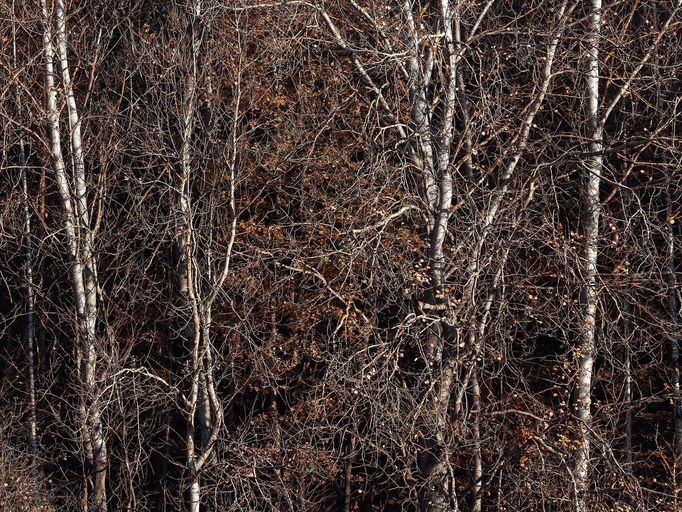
[574,2,602,509]
[174,4,233,510]
[177,33,204,510]
[41,0,107,509]
[623,296,634,511]
[20,124,39,490]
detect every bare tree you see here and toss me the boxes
[40,0,108,509]
[174,1,231,507]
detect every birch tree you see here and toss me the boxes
[302,1,575,509]
[164,2,238,509]
[573,2,682,508]
[40,0,108,509]
[573,3,603,509]
[12,0,39,483]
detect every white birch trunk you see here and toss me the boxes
[41,1,107,509]
[408,1,455,507]
[180,87,203,512]
[175,5,225,511]
[574,2,602,510]
[19,95,41,511]
[623,303,634,511]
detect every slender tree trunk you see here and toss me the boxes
[344,432,356,512]
[574,2,602,510]
[14,0,39,481]
[417,4,571,510]
[175,5,224,511]
[177,1,201,506]
[179,152,203,512]
[622,282,634,509]
[41,1,107,509]
[620,179,634,489]
[21,128,41,506]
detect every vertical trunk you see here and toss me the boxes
[344,433,356,512]
[56,0,108,505]
[41,1,107,509]
[419,363,459,512]
[175,5,222,510]
[621,187,634,508]
[402,0,437,227]
[184,317,202,512]
[188,478,201,512]
[624,344,632,466]
[14,1,39,479]
[179,176,203,512]
[21,132,41,505]
[191,319,223,511]
[574,2,602,510]
[410,3,457,508]
[178,2,201,505]
[417,4,571,510]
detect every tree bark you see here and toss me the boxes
[41,1,107,509]
[14,1,39,485]
[418,3,571,509]
[174,5,226,510]
[574,2,602,510]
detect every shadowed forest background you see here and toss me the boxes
[1,1,682,511]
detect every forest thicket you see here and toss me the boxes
[1,1,682,511]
